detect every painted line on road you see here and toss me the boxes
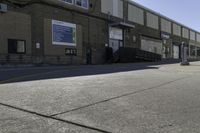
[0,102,111,133]
[50,76,189,117]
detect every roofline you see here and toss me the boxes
[128,0,200,34]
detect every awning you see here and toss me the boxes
[110,22,135,29]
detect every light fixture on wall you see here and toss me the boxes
[133,35,136,42]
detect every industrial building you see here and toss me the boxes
[0,0,200,65]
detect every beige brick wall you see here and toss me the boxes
[0,11,31,55]
[44,18,83,58]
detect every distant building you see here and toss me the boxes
[0,0,199,65]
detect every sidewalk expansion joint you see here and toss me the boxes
[50,76,189,117]
[0,102,111,133]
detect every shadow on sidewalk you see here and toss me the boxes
[0,63,161,84]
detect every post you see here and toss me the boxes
[181,42,190,66]
[107,12,111,48]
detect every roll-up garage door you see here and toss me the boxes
[141,36,162,55]
[173,45,180,59]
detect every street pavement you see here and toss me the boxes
[0,62,200,133]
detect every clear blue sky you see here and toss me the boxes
[133,0,200,32]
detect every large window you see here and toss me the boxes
[8,39,26,54]
[75,0,88,9]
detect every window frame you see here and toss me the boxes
[60,0,74,4]
[8,39,26,54]
[75,0,89,9]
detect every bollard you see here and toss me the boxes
[181,42,190,66]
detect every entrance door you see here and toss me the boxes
[109,39,120,53]
[173,45,179,59]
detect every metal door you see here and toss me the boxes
[173,45,179,59]
[109,39,120,53]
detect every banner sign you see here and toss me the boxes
[161,32,170,39]
[52,20,76,46]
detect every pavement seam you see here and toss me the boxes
[50,76,189,117]
[0,102,111,133]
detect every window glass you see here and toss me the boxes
[62,0,73,4]
[75,0,88,9]
[82,0,88,8]
[8,39,26,54]
[76,0,82,6]
[61,0,89,9]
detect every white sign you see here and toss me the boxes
[36,43,40,49]
[161,33,170,39]
[52,20,76,46]
[109,27,123,40]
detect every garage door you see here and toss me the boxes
[141,37,162,55]
[173,45,179,59]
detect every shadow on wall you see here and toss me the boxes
[0,63,161,84]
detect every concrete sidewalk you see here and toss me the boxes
[1,62,200,133]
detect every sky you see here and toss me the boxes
[132,0,200,32]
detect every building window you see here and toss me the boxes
[8,39,26,54]
[61,0,73,4]
[75,0,88,9]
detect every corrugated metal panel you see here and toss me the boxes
[128,0,200,35]
[161,18,171,33]
[190,31,196,41]
[173,23,181,36]
[101,0,113,15]
[101,0,123,18]
[141,37,162,55]
[182,28,189,39]
[128,4,144,25]
[146,12,159,30]
[197,33,200,42]
[118,0,123,19]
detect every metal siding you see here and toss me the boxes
[197,33,200,42]
[118,0,123,19]
[146,12,159,30]
[173,23,181,36]
[190,31,196,41]
[161,18,171,33]
[141,37,162,55]
[128,4,144,25]
[101,0,113,15]
[101,0,123,18]
[182,28,189,39]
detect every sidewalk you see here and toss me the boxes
[159,61,200,74]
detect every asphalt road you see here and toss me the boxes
[1,62,200,133]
